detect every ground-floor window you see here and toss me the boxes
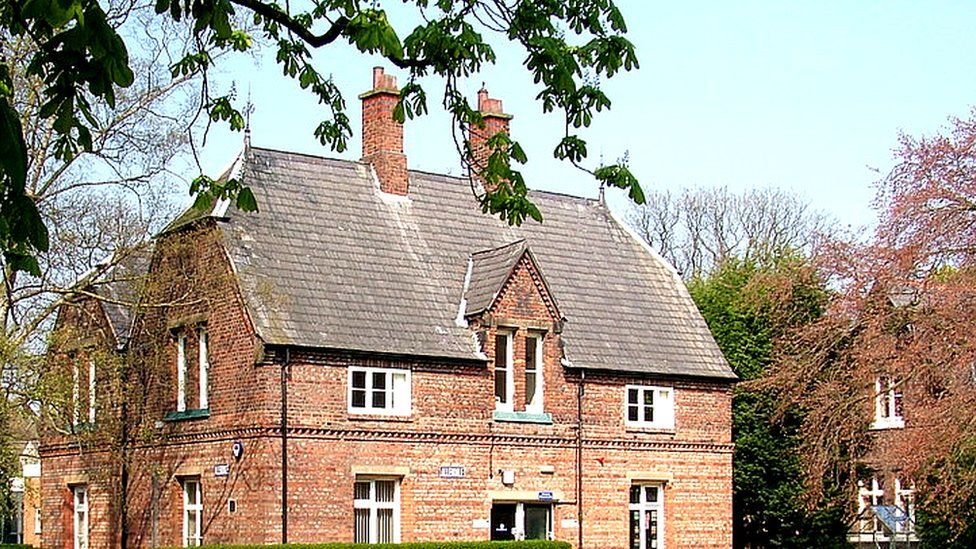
[182,478,203,547]
[490,502,552,541]
[629,484,664,549]
[73,485,88,549]
[354,478,400,543]
[1,491,23,543]
[857,475,885,533]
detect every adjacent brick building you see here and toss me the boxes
[41,67,737,549]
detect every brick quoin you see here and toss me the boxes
[40,72,734,549]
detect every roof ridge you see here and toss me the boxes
[470,238,527,257]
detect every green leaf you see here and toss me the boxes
[0,97,28,193]
[236,186,258,212]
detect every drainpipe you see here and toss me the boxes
[280,347,291,543]
[576,370,585,549]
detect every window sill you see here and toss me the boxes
[164,408,211,422]
[347,412,414,423]
[869,418,905,430]
[625,424,676,435]
[493,411,553,424]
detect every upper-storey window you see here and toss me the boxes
[625,385,675,430]
[71,356,96,426]
[494,332,514,412]
[524,334,544,413]
[176,327,210,413]
[871,376,904,430]
[349,367,410,415]
[197,328,209,410]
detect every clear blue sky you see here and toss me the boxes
[197,0,976,229]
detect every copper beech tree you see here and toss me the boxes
[763,109,976,540]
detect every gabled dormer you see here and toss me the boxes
[459,240,564,423]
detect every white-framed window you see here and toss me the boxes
[524,334,544,413]
[87,358,96,424]
[629,484,664,549]
[73,485,88,549]
[348,367,411,415]
[353,478,400,544]
[72,361,81,425]
[625,385,675,430]
[182,478,203,547]
[34,507,41,534]
[871,376,904,429]
[176,333,187,412]
[857,475,885,533]
[895,477,915,531]
[198,328,209,409]
[494,332,514,412]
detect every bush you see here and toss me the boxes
[169,542,570,549]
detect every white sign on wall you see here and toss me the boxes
[439,465,466,478]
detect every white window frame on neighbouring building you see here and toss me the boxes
[871,376,904,429]
[348,367,411,415]
[197,327,209,409]
[73,485,88,549]
[895,477,915,531]
[629,483,665,549]
[857,475,885,533]
[494,331,514,412]
[72,361,81,426]
[176,333,187,412]
[524,334,544,413]
[182,477,203,547]
[353,478,401,544]
[625,385,675,430]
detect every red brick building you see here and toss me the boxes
[41,68,736,549]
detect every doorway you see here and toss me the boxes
[490,502,552,541]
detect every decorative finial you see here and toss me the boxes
[243,87,254,149]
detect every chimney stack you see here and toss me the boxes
[360,67,408,195]
[469,87,513,193]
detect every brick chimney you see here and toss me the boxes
[360,67,408,195]
[469,87,513,192]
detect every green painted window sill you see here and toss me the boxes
[164,408,211,422]
[493,411,553,424]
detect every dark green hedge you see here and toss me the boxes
[172,542,570,549]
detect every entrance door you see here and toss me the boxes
[524,504,551,540]
[490,504,517,541]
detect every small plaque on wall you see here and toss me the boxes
[214,464,230,477]
[439,465,466,478]
[472,519,490,529]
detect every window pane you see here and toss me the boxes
[629,510,640,549]
[628,405,639,422]
[525,337,537,371]
[525,372,537,406]
[494,335,507,370]
[644,405,654,423]
[643,390,654,406]
[377,508,394,542]
[352,371,367,389]
[495,370,507,404]
[375,480,395,503]
[373,372,387,390]
[187,512,198,545]
[628,388,638,405]
[186,481,198,505]
[351,389,366,408]
[645,486,657,503]
[354,482,371,501]
[354,509,370,543]
[392,372,408,411]
[646,509,658,548]
[630,485,641,504]
[372,389,387,409]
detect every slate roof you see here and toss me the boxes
[78,248,151,347]
[189,146,734,380]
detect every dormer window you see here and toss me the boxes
[871,376,904,429]
[494,332,514,412]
